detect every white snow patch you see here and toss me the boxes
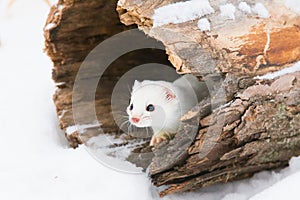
[222,193,247,200]
[44,22,56,30]
[152,0,214,27]
[251,172,300,199]
[289,156,300,171]
[58,109,67,119]
[56,4,63,11]
[285,0,300,14]
[49,0,58,5]
[220,3,236,20]
[66,122,101,135]
[55,82,66,86]
[54,12,60,17]
[238,2,252,14]
[252,3,270,18]
[86,134,143,174]
[255,61,300,80]
[197,18,211,31]
[65,125,77,135]
[117,0,126,6]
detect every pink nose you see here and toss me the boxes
[131,117,140,123]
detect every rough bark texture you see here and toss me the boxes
[150,73,300,196]
[44,0,127,147]
[45,0,300,197]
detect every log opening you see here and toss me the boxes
[44,0,173,149]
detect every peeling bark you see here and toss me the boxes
[150,73,300,196]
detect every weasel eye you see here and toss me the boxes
[146,104,155,112]
[129,104,133,110]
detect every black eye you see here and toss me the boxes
[129,104,133,110]
[146,104,155,112]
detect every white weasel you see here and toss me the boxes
[126,74,207,146]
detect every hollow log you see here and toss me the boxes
[44,0,170,147]
[44,0,300,197]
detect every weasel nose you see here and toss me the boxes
[131,117,140,123]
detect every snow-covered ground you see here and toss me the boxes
[0,1,299,200]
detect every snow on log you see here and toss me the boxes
[118,0,300,76]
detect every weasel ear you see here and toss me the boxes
[164,88,177,101]
[132,80,141,91]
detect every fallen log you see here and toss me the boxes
[44,0,300,197]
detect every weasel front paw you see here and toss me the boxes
[150,132,173,146]
[150,136,165,146]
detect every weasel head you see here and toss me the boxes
[126,80,180,133]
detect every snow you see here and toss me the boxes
[1,1,300,200]
[44,22,56,31]
[0,1,151,200]
[65,122,101,135]
[238,2,252,14]
[86,134,144,174]
[252,2,270,18]
[117,0,126,6]
[285,0,300,14]
[197,18,211,31]
[223,193,247,200]
[250,157,300,200]
[250,172,300,200]
[238,2,270,18]
[219,3,236,20]
[152,0,214,27]
[255,61,300,79]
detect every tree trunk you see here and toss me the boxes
[44,0,300,197]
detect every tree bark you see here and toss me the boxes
[44,0,127,147]
[150,73,300,196]
[44,0,300,197]
[117,0,300,196]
